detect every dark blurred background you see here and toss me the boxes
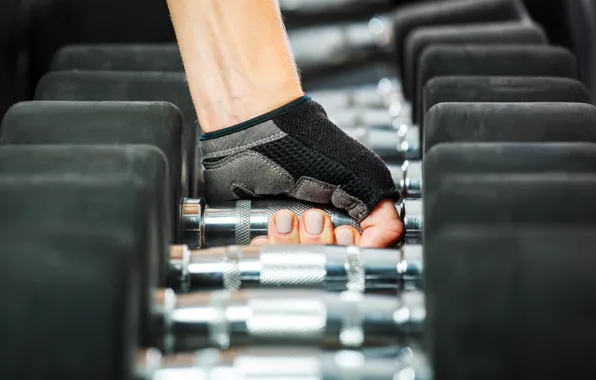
[0,0,594,118]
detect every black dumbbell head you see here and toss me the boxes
[416,45,578,124]
[0,144,171,285]
[0,175,155,377]
[426,225,596,379]
[393,0,526,78]
[33,71,200,196]
[424,173,596,242]
[50,44,182,72]
[403,21,548,101]
[423,76,591,125]
[424,102,596,153]
[0,228,140,380]
[1,101,184,242]
[424,142,596,193]
[28,0,174,91]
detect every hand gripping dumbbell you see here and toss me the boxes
[0,144,423,292]
[137,347,432,380]
[180,197,423,249]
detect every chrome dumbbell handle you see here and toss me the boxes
[396,123,421,160]
[144,347,432,380]
[289,14,394,71]
[154,289,425,353]
[168,244,423,294]
[142,347,432,380]
[310,77,404,110]
[181,198,423,250]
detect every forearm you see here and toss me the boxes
[166,0,304,132]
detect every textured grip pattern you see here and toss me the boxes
[246,297,327,340]
[260,250,327,287]
[235,200,252,245]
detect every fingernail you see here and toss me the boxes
[305,211,324,235]
[336,229,354,245]
[275,210,293,234]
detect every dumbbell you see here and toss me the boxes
[339,75,591,162]
[0,174,425,352]
[34,71,202,195]
[0,144,422,293]
[136,347,431,380]
[415,45,578,125]
[332,77,592,192]
[403,20,548,104]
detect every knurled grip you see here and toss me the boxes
[234,200,252,245]
[259,248,327,287]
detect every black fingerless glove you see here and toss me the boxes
[200,95,399,221]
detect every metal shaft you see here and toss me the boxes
[153,289,425,353]
[168,244,423,294]
[289,15,393,72]
[181,198,423,250]
[309,77,403,110]
[143,347,432,380]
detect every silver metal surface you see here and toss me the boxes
[396,124,421,160]
[402,161,422,197]
[191,199,360,248]
[153,289,178,354]
[234,200,251,246]
[180,245,422,293]
[387,161,422,197]
[309,77,405,111]
[167,245,191,292]
[400,199,423,245]
[151,347,432,380]
[182,198,424,249]
[167,289,424,351]
[289,20,385,71]
[180,198,205,250]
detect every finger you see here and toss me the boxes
[334,226,362,246]
[299,209,335,244]
[268,209,300,245]
[359,199,404,248]
[250,236,269,246]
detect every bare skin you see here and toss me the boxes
[167,0,403,247]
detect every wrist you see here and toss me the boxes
[196,79,304,132]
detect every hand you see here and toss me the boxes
[251,198,403,248]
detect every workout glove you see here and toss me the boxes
[200,96,398,221]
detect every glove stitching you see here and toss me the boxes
[203,150,294,181]
[204,132,287,159]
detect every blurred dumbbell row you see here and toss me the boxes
[2,0,596,380]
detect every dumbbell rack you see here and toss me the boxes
[2,0,596,379]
